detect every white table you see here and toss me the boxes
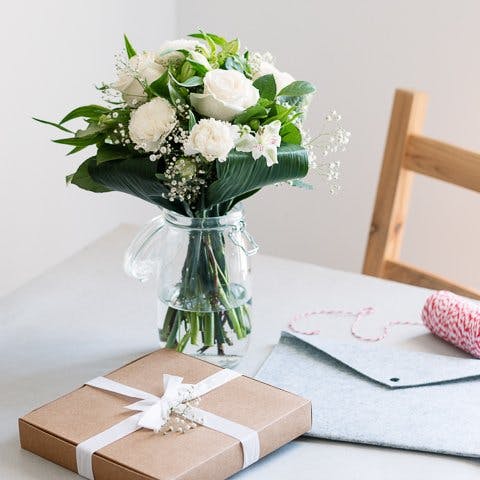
[1,225,478,479]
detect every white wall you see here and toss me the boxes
[0,0,176,296]
[178,0,480,290]
[2,0,480,297]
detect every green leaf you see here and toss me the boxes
[188,110,197,131]
[206,144,309,208]
[253,74,276,101]
[32,117,73,133]
[189,32,227,46]
[168,81,186,105]
[123,34,136,59]
[88,156,186,214]
[96,143,128,164]
[280,123,302,144]
[53,135,102,147]
[149,70,170,99]
[60,105,110,124]
[278,80,316,97]
[67,157,111,193]
[66,145,87,156]
[170,75,203,88]
[234,104,268,125]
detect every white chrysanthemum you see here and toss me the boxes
[184,118,239,162]
[129,98,176,152]
[252,61,294,93]
[113,51,165,106]
[190,69,259,121]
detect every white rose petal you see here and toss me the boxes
[128,97,176,152]
[184,118,239,162]
[158,38,201,64]
[190,69,259,121]
[253,60,295,93]
[113,51,165,107]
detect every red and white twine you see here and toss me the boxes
[289,290,480,357]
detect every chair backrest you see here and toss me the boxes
[363,89,480,300]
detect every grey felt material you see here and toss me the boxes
[255,331,480,457]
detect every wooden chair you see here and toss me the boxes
[363,88,480,300]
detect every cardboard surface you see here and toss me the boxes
[19,349,311,480]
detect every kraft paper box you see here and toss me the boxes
[18,349,311,480]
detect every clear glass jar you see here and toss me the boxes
[124,204,258,368]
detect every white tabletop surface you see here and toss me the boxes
[1,225,478,480]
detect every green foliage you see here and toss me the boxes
[278,80,316,97]
[88,156,187,214]
[253,74,277,101]
[32,117,73,133]
[60,105,110,124]
[188,110,197,131]
[148,70,170,99]
[96,143,130,164]
[189,32,227,46]
[280,123,302,144]
[123,34,136,59]
[206,145,309,208]
[234,104,268,125]
[66,157,111,193]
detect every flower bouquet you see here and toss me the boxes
[37,32,349,365]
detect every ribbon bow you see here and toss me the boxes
[126,374,198,432]
[77,369,260,479]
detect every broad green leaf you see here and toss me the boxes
[234,104,268,125]
[280,123,302,144]
[206,145,309,208]
[96,143,129,164]
[253,74,276,101]
[66,157,111,193]
[60,105,110,124]
[89,156,186,214]
[278,80,316,97]
[123,34,136,59]
[149,70,170,99]
[32,117,73,133]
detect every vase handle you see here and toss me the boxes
[228,221,259,256]
[124,213,166,282]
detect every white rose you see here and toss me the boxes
[253,61,295,93]
[113,51,165,107]
[128,97,176,152]
[157,38,201,65]
[190,69,259,121]
[184,118,239,162]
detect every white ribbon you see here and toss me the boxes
[76,369,260,479]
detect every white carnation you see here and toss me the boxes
[184,118,239,162]
[128,97,176,152]
[190,69,259,121]
[113,51,165,107]
[253,61,295,93]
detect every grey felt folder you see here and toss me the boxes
[255,330,480,457]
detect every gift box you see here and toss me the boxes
[19,349,311,480]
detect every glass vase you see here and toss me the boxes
[124,204,258,368]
